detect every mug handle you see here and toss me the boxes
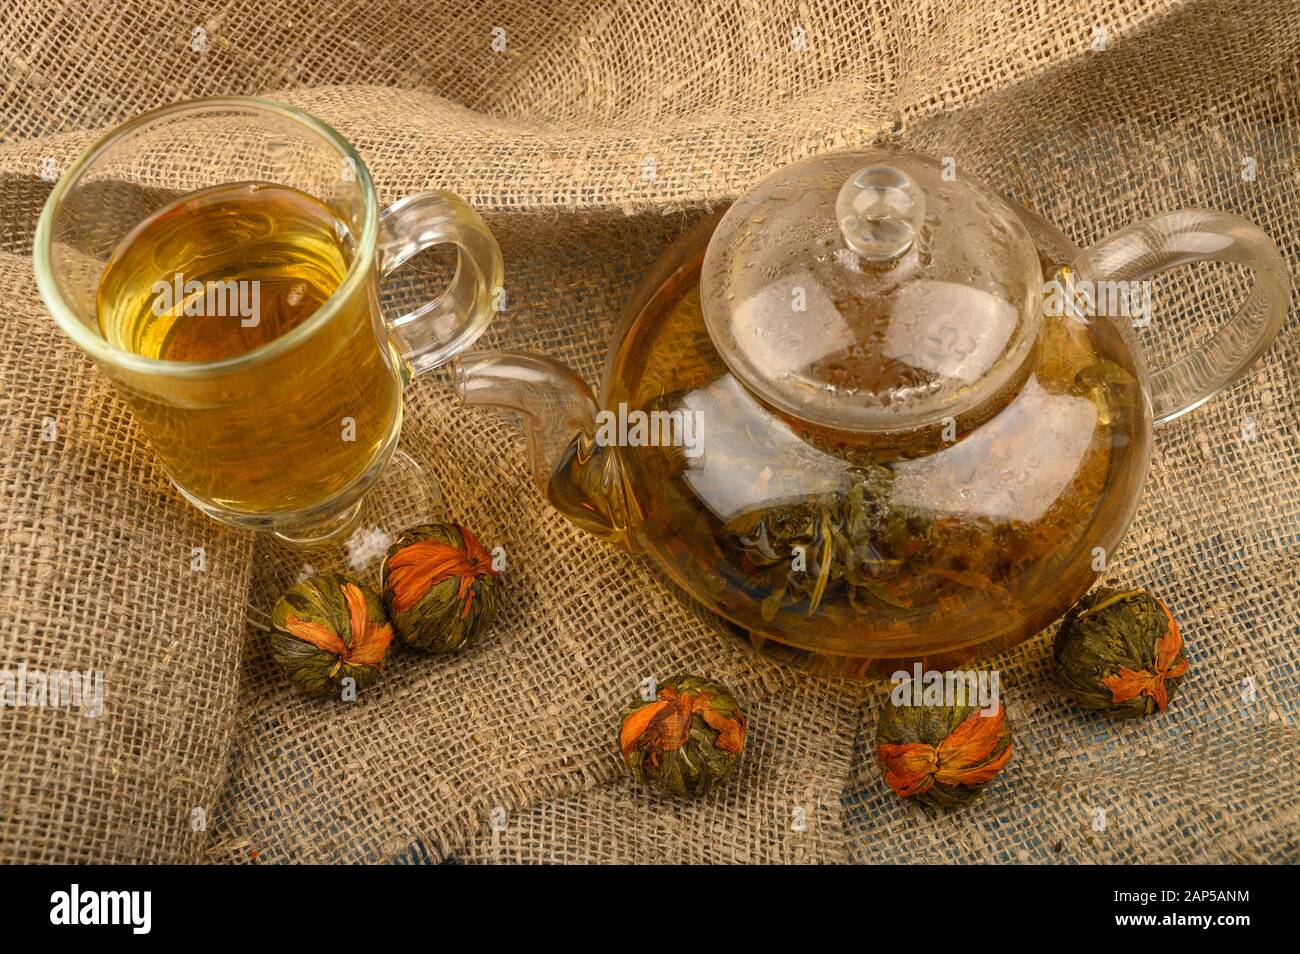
[376,190,504,378]
[1070,210,1290,425]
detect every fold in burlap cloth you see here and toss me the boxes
[1,0,1296,863]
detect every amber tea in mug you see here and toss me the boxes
[95,181,401,517]
[36,98,502,540]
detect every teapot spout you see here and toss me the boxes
[452,350,638,544]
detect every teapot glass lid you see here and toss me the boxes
[699,149,1043,433]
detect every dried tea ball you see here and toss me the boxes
[618,675,747,798]
[270,573,394,696]
[1054,587,1188,718]
[380,523,500,653]
[875,695,1013,809]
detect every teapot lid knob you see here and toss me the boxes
[836,164,926,262]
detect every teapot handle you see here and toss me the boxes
[1070,210,1290,425]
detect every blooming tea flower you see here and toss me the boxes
[380,523,500,653]
[1054,587,1188,718]
[875,694,1013,809]
[270,573,394,696]
[619,675,746,798]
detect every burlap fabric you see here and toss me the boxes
[0,0,1295,864]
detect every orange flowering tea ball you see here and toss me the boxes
[875,693,1013,809]
[1054,587,1189,719]
[270,573,394,696]
[619,675,747,798]
[380,523,501,653]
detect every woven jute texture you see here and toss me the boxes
[1,0,1296,863]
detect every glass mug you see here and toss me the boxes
[34,97,502,543]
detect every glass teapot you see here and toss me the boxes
[452,149,1289,676]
